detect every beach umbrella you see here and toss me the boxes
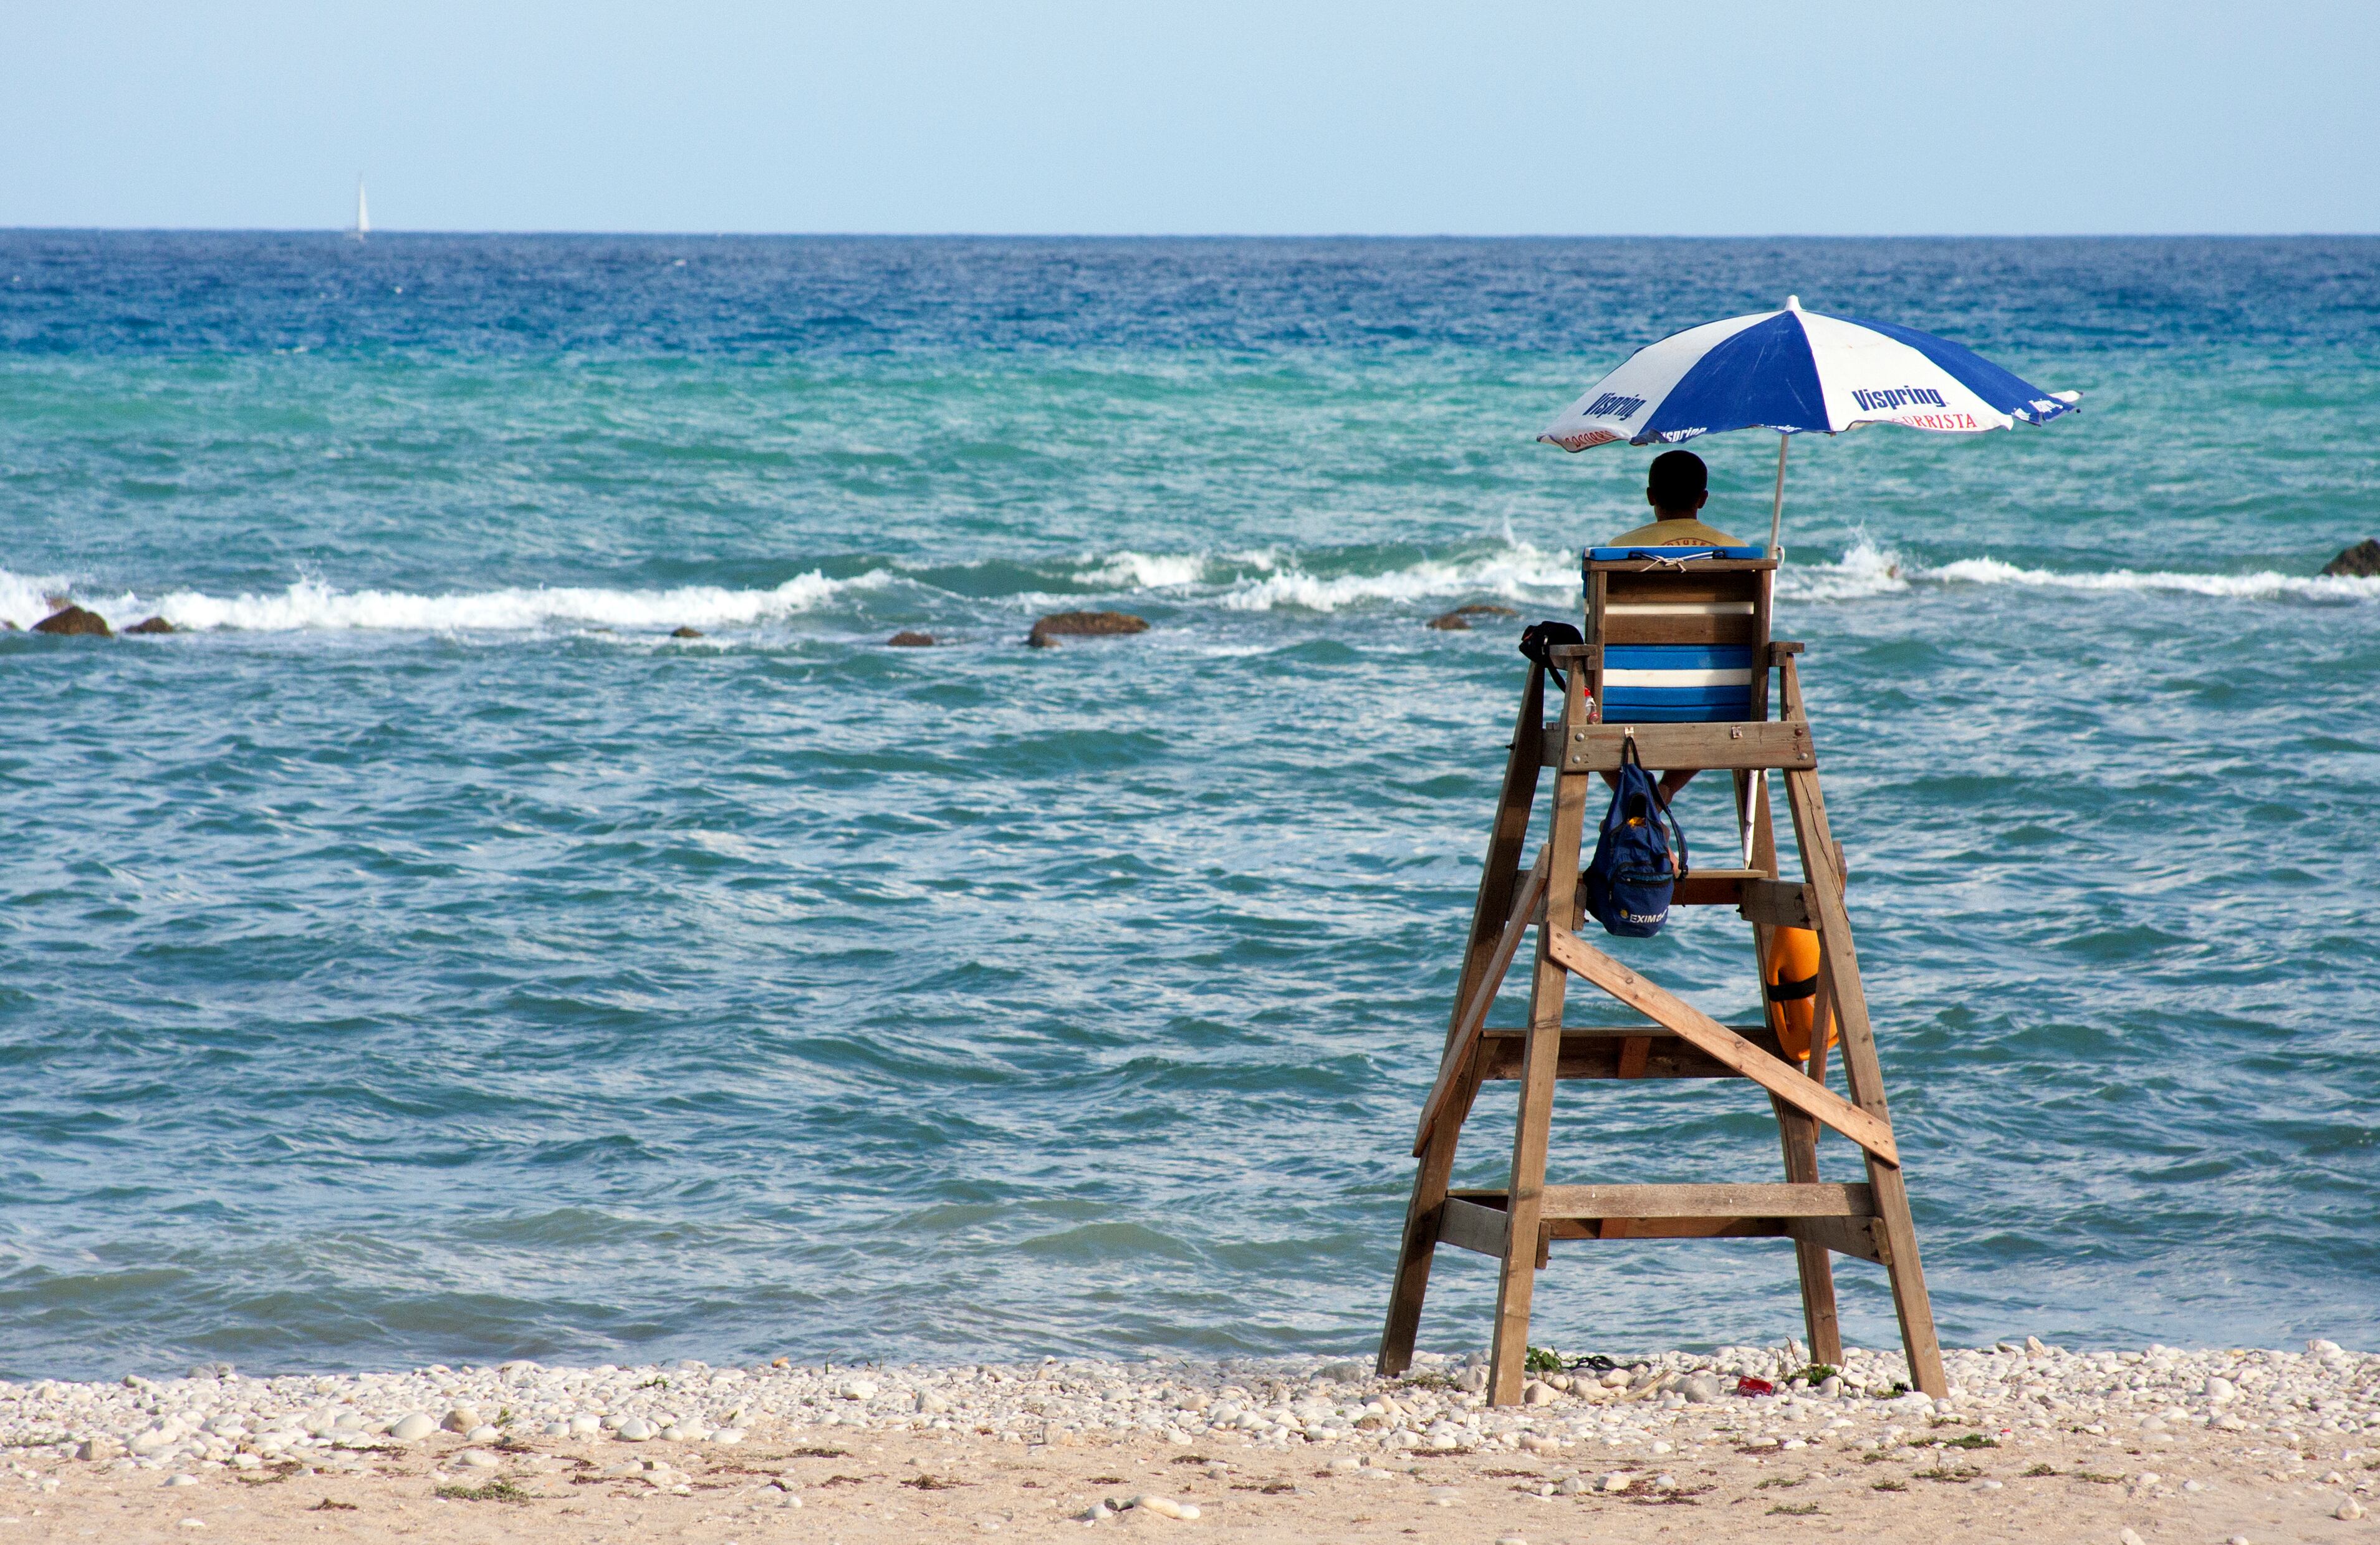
[1539,296,2080,555]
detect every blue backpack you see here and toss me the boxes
[1583,739,1688,938]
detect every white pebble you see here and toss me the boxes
[615,1418,655,1442]
[389,1414,435,1442]
[455,1450,500,1470]
[178,1521,206,1531]
[162,1473,199,1487]
[569,1415,601,1437]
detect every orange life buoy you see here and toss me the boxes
[1763,927,1837,1062]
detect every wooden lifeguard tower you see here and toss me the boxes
[1376,546,1946,1406]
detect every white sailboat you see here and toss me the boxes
[352,176,370,240]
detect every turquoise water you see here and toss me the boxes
[2,234,2376,1380]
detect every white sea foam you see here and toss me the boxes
[11,539,2369,638]
[1777,537,1913,602]
[1925,554,2380,600]
[0,566,77,628]
[0,567,890,633]
[1073,551,1211,590]
[1777,537,2380,605]
[1217,544,1576,612]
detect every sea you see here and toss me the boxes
[2,233,2376,1382]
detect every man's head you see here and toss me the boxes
[1646,449,1709,516]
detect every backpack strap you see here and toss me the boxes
[1618,736,1688,878]
[1647,754,1688,877]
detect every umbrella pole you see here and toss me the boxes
[1767,433,1790,558]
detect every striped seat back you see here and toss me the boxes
[1601,643,1757,722]
[1582,549,1775,725]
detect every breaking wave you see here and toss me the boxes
[0,568,889,634]
[1214,544,1576,612]
[1779,538,2380,605]
[1925,553,2380,600]
[9,541,2371,638]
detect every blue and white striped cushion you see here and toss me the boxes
[1601,644,1757,723]
[1584,544,1768,561]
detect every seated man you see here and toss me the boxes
[1605,448,1742,800]
[1608,448,1742,549]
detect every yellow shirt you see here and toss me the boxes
[1606,514,1746,546]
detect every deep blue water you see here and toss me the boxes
[2,233,2376,1380]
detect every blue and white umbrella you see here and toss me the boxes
[1540,296,2080,553]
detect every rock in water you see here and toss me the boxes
[669,626,704,638]
[33,604,112,637]
[1429,602,1520,630]
[886,630,936,647]
[126,616,176,633]
[1025,610,1148,648]
[2321,538,2380,577]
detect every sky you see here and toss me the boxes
[4,1,2376,235]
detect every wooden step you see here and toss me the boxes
[1540,720,1816,774]
[1477,1024,1790,1081]
[1436,1184,1881,1264]
[1519,869,1800,910]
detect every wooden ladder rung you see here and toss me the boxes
[1459,1182,1874,1220]
[1477,1024,1792,1081]
[1437,1184,1883,1264]
[1507,869,1792,910]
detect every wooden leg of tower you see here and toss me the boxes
[1775,1102,1844,1364]
[1445,665,1548,1057]
[1378,1053,1489,1377]
[1487,679,1593,1407]
[1783,764,1947,1398]
[1740,768,1843,1365]
[1380,666,1546,1377]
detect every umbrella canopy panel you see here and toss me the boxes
[1540,297,2077,452]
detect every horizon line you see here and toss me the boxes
[2,226,2376,241]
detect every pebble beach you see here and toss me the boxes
[4,1342,2374,1541]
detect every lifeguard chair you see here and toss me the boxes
[1375,537,1946,1406]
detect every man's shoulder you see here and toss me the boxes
[1606,517,1745,546]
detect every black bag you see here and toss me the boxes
[1583,738,1687,938]
[1517,619,1583,673]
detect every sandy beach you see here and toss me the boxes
[4,1342,2373,1543]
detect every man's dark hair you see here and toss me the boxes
[1647,449,1708,511]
